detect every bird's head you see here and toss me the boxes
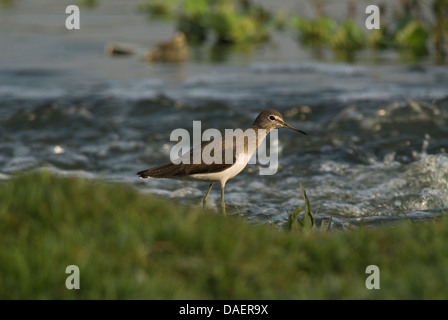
[253,110,308,135]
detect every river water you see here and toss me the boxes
[1,0,447,227]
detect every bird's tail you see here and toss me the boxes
[137,163,180,178]
[137,169,153,178]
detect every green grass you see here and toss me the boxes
[1,171,448,299]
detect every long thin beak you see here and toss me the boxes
[282,121,308,135]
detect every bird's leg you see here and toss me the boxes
[203,183,214,208]
[220,184,227,217]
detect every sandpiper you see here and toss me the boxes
[144,32,188,63]
[137,110,307,215]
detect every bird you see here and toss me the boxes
[144,32,189,63]
[137,110,307,215]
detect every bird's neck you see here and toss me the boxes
[248,125,271,147]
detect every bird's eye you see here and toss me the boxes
[269,115,275,121]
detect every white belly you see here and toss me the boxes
[189,159,249,185]
[181,127,268,185]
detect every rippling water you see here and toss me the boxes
[1,61,448,227]
[1,0,448,227]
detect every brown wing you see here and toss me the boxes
[137,136,238,178]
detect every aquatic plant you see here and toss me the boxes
[138,0,177,18]
[395,19,429,56]
[0,0,15,7]
[433,0,448,63]
[287,183,316,232]
[177,0,209,43]
[31,0,446,64]
[366,27,392,50]
[133,0,447,64]
[144,32,189,62]
[290,16,335,46]
[206,5,268,44]
[273,9,288,30]
[178,0,272,45]
[138,0,272,45]
[330,19,366,52]
[77,0,98,8]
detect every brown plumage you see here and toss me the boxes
[137,138,234,179]
[144,32,189,63]
[137,110,307,215]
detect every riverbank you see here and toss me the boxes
[1,171,447,299]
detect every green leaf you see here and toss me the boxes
[300,183,315,230]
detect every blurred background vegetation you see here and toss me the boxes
[72,0,447,63]
[1,0,446,63]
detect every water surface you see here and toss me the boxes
[1,0,447,227]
